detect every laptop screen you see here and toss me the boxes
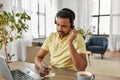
[0,55,13,80]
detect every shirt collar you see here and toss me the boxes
[56,32,71,41]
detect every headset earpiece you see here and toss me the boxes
[55,16,57,24]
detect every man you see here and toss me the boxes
[34,8,87,76]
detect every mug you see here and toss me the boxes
[77,71,95,80]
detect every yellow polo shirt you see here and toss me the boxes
[41,32,86,70]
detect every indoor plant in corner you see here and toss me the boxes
[0,10,31,63]
[77,28,92,39]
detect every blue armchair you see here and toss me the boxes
[86,36,108,59]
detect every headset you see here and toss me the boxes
[55,8,75,29]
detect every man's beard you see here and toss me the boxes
[57,30,70,38]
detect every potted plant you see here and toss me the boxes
[0,10,31,63]
[77,28,92,39]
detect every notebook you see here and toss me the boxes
[0,55,44,80]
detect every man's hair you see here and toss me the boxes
[55,8,75,29]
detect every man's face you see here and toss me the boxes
[56,17,71,38]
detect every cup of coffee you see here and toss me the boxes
[77,71,95,80]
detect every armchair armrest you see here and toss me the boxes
[102,42,108,53]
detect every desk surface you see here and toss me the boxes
[0,61,120,80]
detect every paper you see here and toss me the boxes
[45,72,55,77]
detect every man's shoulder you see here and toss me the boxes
[77,33,84,39]
[50,32,57,35]
[49,32,57,37]
[47,32,58,39]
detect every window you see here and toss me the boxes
[11,0,46,38]
[31,0,46,38]
[91,0,111,35]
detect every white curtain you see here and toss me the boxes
[7,0,32,61]
[109,0,120,51]
[45,0,58,36]
[76,0,92,30]
[76,0,92,41]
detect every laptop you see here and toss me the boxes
[0,55,44,80]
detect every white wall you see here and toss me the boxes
[0,0,12,12]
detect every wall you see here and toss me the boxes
[0,0,12,12]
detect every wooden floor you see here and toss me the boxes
[105,49,120,59]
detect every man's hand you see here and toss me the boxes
[68,29,77,43]
[35,62,51,77]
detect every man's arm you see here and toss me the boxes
[68,42,87,71]
[34,48,51,75]
[68,29,87,71]
[34,48,48,66]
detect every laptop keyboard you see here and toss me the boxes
[11,69,34,80]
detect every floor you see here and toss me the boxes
[88,55,120,78]
[91,49,120,61]
[87,50,120,78]
[105,49,120,58]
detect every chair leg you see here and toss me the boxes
[101,54,104,59]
